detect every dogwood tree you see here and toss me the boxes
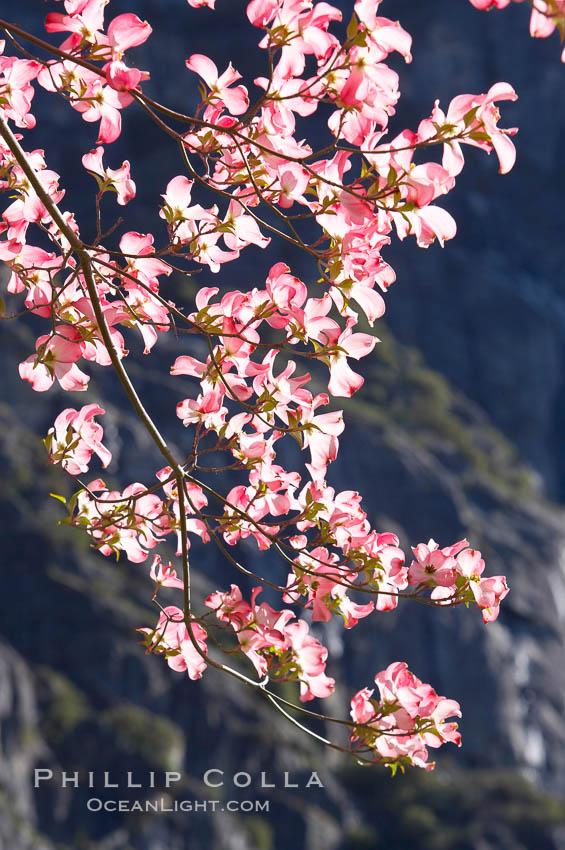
[0,0,528,772]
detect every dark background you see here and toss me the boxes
[1,1,565,848]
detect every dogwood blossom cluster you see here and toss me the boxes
[204,584,335,701]
[0,0,517,771]
[140,604,208,680]
[408,539,509,623]
[469,0,565,61]
[350,662,462,771]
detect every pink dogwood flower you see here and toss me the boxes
[186,54,249,115]
[19,325,89,392]
[46,403,111,475]
[82,146,136,205]
[455,548,510,622]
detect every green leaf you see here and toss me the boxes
[49,492,67,505]
[468,130,490,142]
[67,489,84,514]
[346,13,358,41]
[463,106,479,128]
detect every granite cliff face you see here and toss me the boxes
[1,0,565,847]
